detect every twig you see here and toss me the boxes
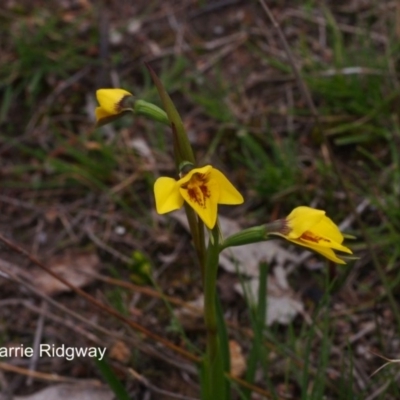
[227,374,279,399]
[85,226,132,264]
[0,261,196,373]
[197,35,248,74]
[188,0,242,19]
[0,362,99,384]
[129,368,199,400]
[0,263,187,381]
[258,0,319,121]
[0,369,11,400]
[25,67,90,135]
[24,300,195,374]
[0,233,199,364]
[26,301,47,386]
[285,8,388,44]
[365,371,400,400]
[80,270,203,313]
[7,294,195,375]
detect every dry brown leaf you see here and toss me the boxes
[0,258,30,283]
[174,295,204,329]
[0,384,113,400]
[229,340,246,378]
[109,340,131,364]
[127,18,142,34]
[129,137,152,159]
[84,141,102,151]
[44,208,59,223]
[128,136,156,169]
[31,251,101,296]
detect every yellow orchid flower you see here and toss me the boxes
[95,88,133,124]
[271,206,352,264]
[154,165,244,229]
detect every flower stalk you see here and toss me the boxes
[220,225,268,251]
[202,225,228,399]
[133,99,169,125]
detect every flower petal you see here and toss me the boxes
[95,106,111,122]
[208,169,244,205]
[286,206,325,239]
[302,230,352,254]
[178,165,212,185]
[311,216,345,244]
[180,178,219,229]
[96,88,133,115]
[154,177,184,214]
[289,238,347,264]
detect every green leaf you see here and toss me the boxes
[95,357,131,400]
[243,261,268,399]
[145,63,195,166]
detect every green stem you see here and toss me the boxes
[134,99,169,125]
[220,225,268,251]
[243,261,268,399]
[197,216,206,282]
[203,225,227,399]
[204,227,219,360]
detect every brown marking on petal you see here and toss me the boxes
[279,219,291,235]
[115,100,123,112]
[301,231,330,244]
[115,96,130,112]
[200,183,210,198]
[182,173,210,209]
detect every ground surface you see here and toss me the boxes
[0,0,400,399]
